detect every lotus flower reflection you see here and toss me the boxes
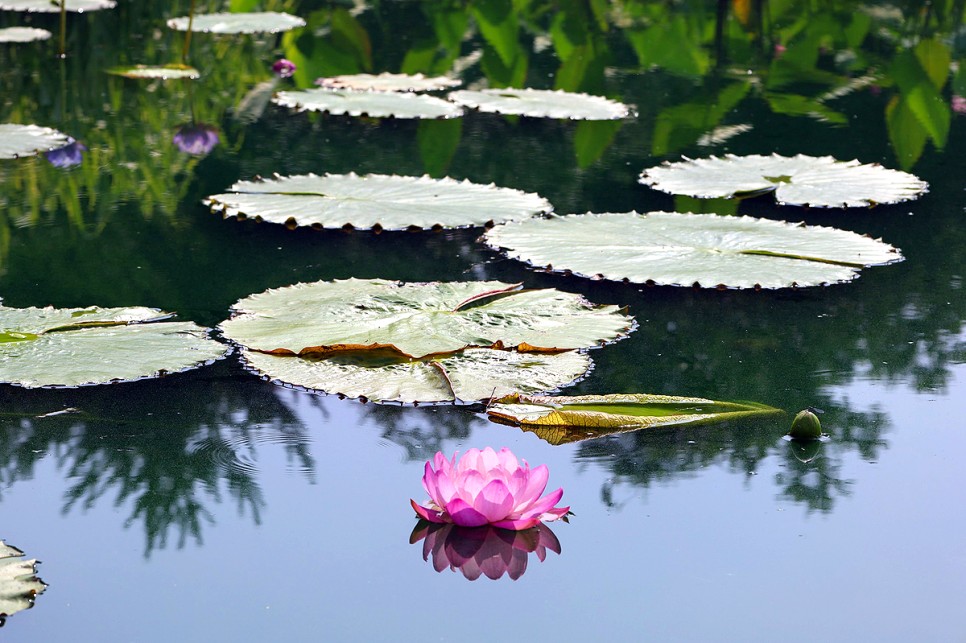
[173,124,219,156]
[411,447,569,530]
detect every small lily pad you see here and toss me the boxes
[0,541,46,621]
[242,347,592,404]
[106,64,200,80]
[166,11,305,34]
[487,392,784,444]
[0,0,114,11]
[447,88,631,120]
[0,305,228,388]
[316,72,462,92]
[0,123,70,159]
[204,172,550,231]
[273,88,463,119]
[483,211,903,289]
[0,26,51,42]
[640,154,928,207]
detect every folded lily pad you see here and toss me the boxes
[447,88,631,120]
[0,305,228,388]
[166,11,305,34]
[0,26,51,42]
[0,123,70,159]
[242,347,592,404]
[315,72,462,92]
[0,541,46,621]
[0,0,114,11]
[204,173,550,231]
[273,88,463,119]
[487,393,784,444]
[220,278,633,359]
[484,211,903,289]
[639,154,928,207]
[106,64,200,80]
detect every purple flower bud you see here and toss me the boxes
[953,95,966,115]
[272,58,296,78]
[173,124,220,156]
[44,140,87,168]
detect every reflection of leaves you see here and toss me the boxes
[0,541,45,623]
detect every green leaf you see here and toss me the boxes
[472,0,518,67]
[166,12,305,34]
[886,95,927,170]
[0,541,46,621]
[273,88,463,119]
[418,119,463,177]
[904,82,950,147]
[487,393,784,444]
[625,17,709,77]
[765,92,848,125]
[652,82,750,156]
[573,119,622,168]
[914,38,950,91]
[448,88,630,120]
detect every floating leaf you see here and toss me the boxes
[0,305,228,388]
[315,72,462,92]
[242,347,592,404]
[0,123,70,159]
[273,88,463,119]
[0,541,46,621]
[487,393,784,444]
[0,26,51,42]
[204,172,550,231]
[220,279,633,358]
[106,64,200,80]
[484,211,903,289]
[0,0,114,11]
[447,88,630,120]
[640,154,928,207]
[166,11,305,34]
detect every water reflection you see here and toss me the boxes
[44,140,86,168]
[173,123,220,156]
[0,539,46,627]
[410,520,562,581]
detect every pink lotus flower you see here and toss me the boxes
[411,447,569,530]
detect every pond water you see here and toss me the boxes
[1,2,965,641]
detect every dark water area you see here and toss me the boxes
[1,1,965,641]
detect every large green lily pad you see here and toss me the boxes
[447,88,631,120]
[0,26,51,42]
[273,88,463,119]
[204,173,551,231]
[316,72,461,92]
[487,393,784,444]
[639,154,928,207]
[0,305,228,388]
[0,541,45,621]
[242,347,592,404]
[0,0,114,11]
[220,279,633,359]
[0,123,70,159]
[484,211,903,289]
[166,11,305,34]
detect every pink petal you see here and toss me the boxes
[472,479,515,523]
[506,550,529,580]
[479,447,500,472]
[455,469,486,503]
[491,516,541,530]
[512,464,550,511]
[515,487,565,522]
[411,498,448,524]
[539,504,570,523]
[506,466,529,500]
[422,461,442,504]
[496,447,519,473]
[458,448,483,474]
[436,471,457,505]
[444,497,490,527]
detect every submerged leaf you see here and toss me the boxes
[0,541,46,621]
[640,154,928,207]
[0,26,51,42]
[166,11,305,34]
[220,278,633,358]
[487,393,783,444]
[273,88,463,119]
[448,88,631,120]
[204,172,550,230]
[106,64,200,80]
[0,123,70,159]
[316,72,461,92]
[0,0,114,11]
[0,305,228,388]
[484,211,903,289]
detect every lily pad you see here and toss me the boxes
[487,393,784,445]
[0,0,114,11]
[0,305,228,388]
[483,211,903,289]
[220,279,633,359]
[0,123,70,159]
[0,26,51,42]
[273,88,463,119]
[0,541,45,621]
[639,154,928,207]
[106,64,200,80]
[316,72,462,92]
[242,347,592,404]
[166,11,305,34]
[447,88,631,120]
[204,173,551,231]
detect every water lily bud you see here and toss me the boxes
[272,58,296,78]
[789,409,822,440]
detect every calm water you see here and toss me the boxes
[1,2,965,641]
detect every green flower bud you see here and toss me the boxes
[788,409,822,440]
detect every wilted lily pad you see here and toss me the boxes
[0,0,114,11]
[204,173,550,230]
[0,541,46,621]
[220,278,633,359]
[316,72,461,92]
[273,88,463,119]
[0,26,51,42]
[242,347,592,404]
[106,64,200,80]
[0,305,228,388]
[487,393,784,445]
[166,11,305,34]
[0,123,70,159]
[448,88,630,120]
[639,154,928,207]
[484,211,903,289]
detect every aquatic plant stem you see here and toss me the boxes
[182,0,196,64]
[58,0,66,58]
